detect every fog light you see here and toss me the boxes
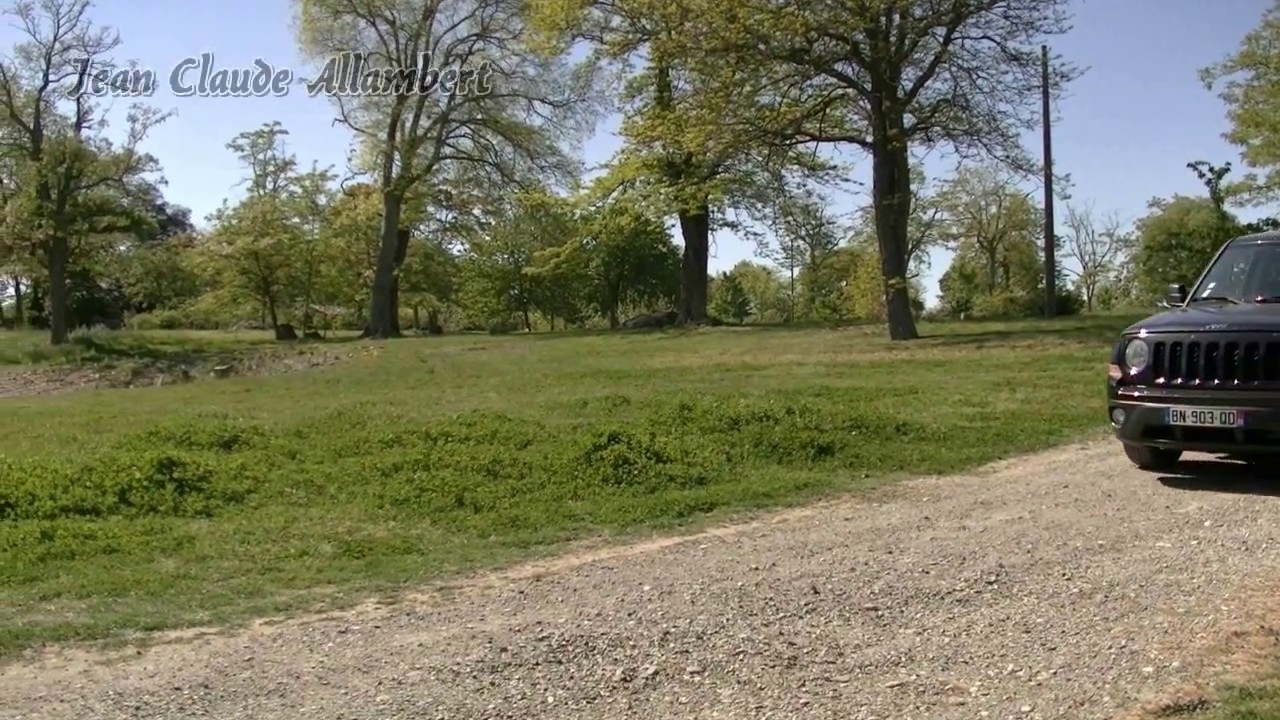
[1110,408,1126,425]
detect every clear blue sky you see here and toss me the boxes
[2,0,1272,306]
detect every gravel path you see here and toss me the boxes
[5,440,1280,720]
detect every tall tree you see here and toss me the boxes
[0,0,167,344]
[936,163,1040,294]
[291,162,337,334]
[848,160,943,284]
[766,185,843,320]
[1061,202,1127,312]
[1130,195,1239,301]
[295,0,593,338]
[203,197,302,332]
[699,0,1080,340]
[1200,3,1280,204]
[530,0,837,326]
[533,197,679,328]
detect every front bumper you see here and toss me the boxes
[1109,386,1280,454]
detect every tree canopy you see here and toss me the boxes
[9,0,1280,342]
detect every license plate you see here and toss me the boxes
[1165,406,1244,427]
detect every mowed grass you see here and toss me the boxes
[0,315,1137,658]
[1193,682,1280,719]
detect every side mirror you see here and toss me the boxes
[1165,283,1187,307]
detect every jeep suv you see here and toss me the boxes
[1108,230,1280,470]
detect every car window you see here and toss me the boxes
[1194,243,1280,300]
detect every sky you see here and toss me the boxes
[0,0,1273,307]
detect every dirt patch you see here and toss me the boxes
[0,344,366,398]
[0,367,102,397]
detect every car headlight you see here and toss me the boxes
[1123,338,1150,372]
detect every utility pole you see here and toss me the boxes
[1041,44,1056,318]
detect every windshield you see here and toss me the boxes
[1189,242,1280,302]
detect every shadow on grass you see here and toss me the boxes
[515,319,882,342]
[917,315,1147,346]
[1156,458,1280,497]
[32,332,366,366]
[510,314,1151,345]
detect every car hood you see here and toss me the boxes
[1125,303,1280,334]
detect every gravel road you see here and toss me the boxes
[5,439,1280,720]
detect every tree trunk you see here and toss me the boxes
[522,307,531,332]
[389,227,411,336]
[389,275,401,335]
[607,275,622,329]
[985,247,999,293]
[412,304,420,331]
[300,268,315,335]
[267,297,279,330]
[869,108,920,342]
[676,204,711,324]
[47,237,70,345]
[12,276,22,327]
[364,192,404,338]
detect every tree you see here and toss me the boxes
[764,185,842,320]
[548,200,680,329]
[118,231,204,314]
[710,269,751,323]
[227,120,298,197]
[197,123,315,333]
[530,0,838,327]
[700,0,1081,340]
[295,0,592,338]
[320,182,384,325]
[936,163,1040,294]
[1131,195,1238,301]
[848,160,943,283]
[203,196,302,332]
[0,0,168,344]
[935,165,1051,319]
[728,260,788,323]
[1200,3,1280,203]
[290,162,337,334]
[1061,202,1128,311]
[460,187,578,331]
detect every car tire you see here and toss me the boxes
[1123,443,1182,471]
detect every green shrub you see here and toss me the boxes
[0,450,256,521]
[573,427,714,492]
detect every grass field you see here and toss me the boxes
[1195,683,1280,719]
[0,315,1136,658]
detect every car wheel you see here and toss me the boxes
[1123,444,1182,471]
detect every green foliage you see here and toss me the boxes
[0,0,171,344]
[728,261,789,322]
[1201,1,1280,203]
[575,201,681,325]
[710,269,751,323]
[1131,195,1238,299]
[0,448,256,521]
[933,163,1069,318]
